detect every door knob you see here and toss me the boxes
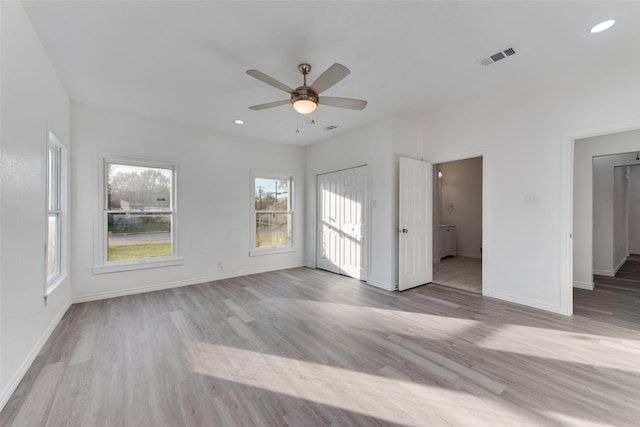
[401,228,408,233]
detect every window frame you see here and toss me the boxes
[250,169,295,256]
[93,155,183,274]
[45,132,67,294]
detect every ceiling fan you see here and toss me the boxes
[246,63,367,115]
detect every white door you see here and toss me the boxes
[317,171,341,275]
[317,166,368,280]
[399,157,433,291]
[341,166,367,280]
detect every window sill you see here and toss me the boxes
[249,247,296,257]
[46,274,67,297]
[93,257,184,274]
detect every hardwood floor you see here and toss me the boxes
[584,255,640,328]
[614,254,640,281]
[2,268,639,426]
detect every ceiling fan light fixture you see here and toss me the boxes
[293,99,317,115]
[247,62,366,114]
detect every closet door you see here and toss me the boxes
[317,171,341,274]
[341,166,367,280]
[317,166,368,280]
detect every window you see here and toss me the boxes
[97,159,180,272]
[46,136,63,286]
[252,172,293,254]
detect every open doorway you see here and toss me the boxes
[573,130,640,295]
[432,156,483,293]
[591,153,640,283]
[571,131,640,318]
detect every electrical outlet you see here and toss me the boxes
[217,261,224,270]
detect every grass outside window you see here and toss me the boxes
[108,241,171,261]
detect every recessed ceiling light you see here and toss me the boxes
[234,119,244,125]
[590,19,616,34]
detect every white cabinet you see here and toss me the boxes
[439,225,457,260]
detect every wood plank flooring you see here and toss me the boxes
[614,254,640,281]
[2,267,640,426]
[585,255,640,328]
[433,256,482,294]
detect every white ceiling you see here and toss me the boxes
[23,1,640,146]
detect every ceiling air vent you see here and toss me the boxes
[480,47,517,66]
[490,52,505,62]
[324,125,339,131]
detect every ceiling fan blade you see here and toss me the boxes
[248,99,291,110]
[246,69,293,94]
[310,63,350,94]
[318,96,367,110]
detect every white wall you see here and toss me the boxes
[592,154,634,276]
[592,156,616,276]
[422,70,640,314]
[0,1,71,409]
[71,104,305,301]
[438,157,483,259]
[613,166,628,273]
[305,119,394,289]
[574,132,640,288]
[629,166,640,254]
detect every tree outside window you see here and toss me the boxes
[254,176,292,249]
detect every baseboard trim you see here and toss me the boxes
[593,268,615,277]
[366,279,396,291]
[72,262,304,303]
[456,251,482,259]
[483,289,567,315]
[0,301,71,411]
[573,280,594,290]
[613,257,626,275]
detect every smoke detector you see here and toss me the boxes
[479,47,516,66]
